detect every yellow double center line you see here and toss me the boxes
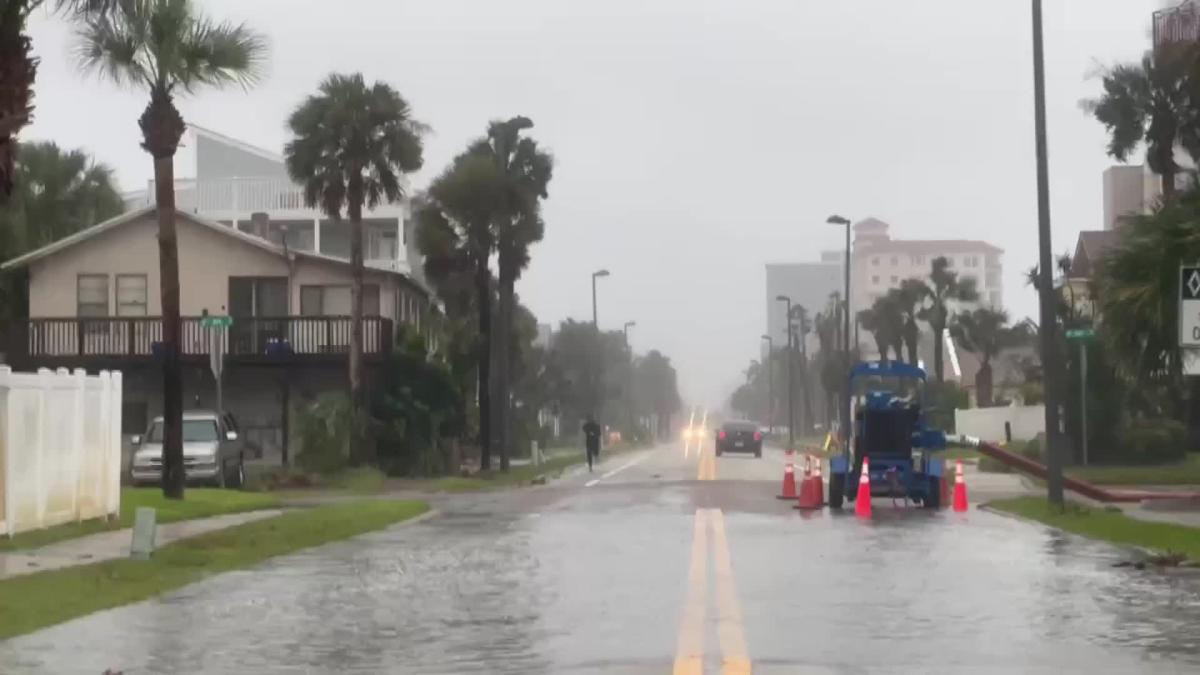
[673,449,751,674]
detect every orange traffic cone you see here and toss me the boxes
[812,457,825,506]
[777,450,798,500]
[855,458,872,519]
[952,459,969,512]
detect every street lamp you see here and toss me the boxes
[592,269,610,328]
[775,294,795,449]
[761,334,773,434]
[826,214,853,443]
[1031,0,1064,506]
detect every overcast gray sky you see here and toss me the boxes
[25,0,1164,407]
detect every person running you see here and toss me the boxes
[582,416,602,472]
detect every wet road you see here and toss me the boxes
[5,442,1200,674]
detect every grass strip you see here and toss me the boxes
[0,488,281,552]
[0,499,428,640]
[988,496,1200,561]
[427,453,584,492]
[1066,454,1200,486]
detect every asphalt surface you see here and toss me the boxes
[5,442,1200,674]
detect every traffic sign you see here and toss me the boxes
[200,315,233,328]
[1065,328,1095,340]
[1181,266,1200,347]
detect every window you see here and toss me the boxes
[148,419,219,443]
[300,284,380,315]
[890,275,899,283]
[890,256,898,266]
[116,274,147,316]
[871,275,880,284]
[911,255,926,267]
[77,274,108,317]
[871,257,880,266]
[965,255,980,268]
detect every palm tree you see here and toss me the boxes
[76,0,266,498]
[0,1,120,204]
[285,72,425,465]
[893,280,926,365]
[950,307,1015,407]
[420,151,506,469]
[857,294,903,362]
[1083,45,1200,201]
[918,256,978,382]
[471,117,552,470]
[1,140,123,248]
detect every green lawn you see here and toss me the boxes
[1066,454,1200,486]
[0,499,428,640]
[426,452,586,493]
[988,496,1200,561]
[0,488,279,552]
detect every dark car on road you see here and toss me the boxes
[715,420,762,457]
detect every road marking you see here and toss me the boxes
[584,478,600,487]
[673,509,709,675]
[710,509,751,674]
[583,452,651,488]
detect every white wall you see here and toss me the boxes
[954,405,1045,443]
[0,367,123,536]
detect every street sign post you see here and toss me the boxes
[1065,326,1096,465]
[203,316,231,414]
[1181,266,1200,377]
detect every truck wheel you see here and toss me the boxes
[924,476,941,509]
[828,472,845,509]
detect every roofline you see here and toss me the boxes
[1,208,432,296]
[188,124,285,164]
[856,240,1005,254]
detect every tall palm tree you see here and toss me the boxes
[471,116,552,470]
[1084,44,1200,201]
[857,294,903,362]
[918,256,978,382]
[420,151,506,469]
[1,1,120,204]
[950,307,1014,407]
[285,72,425,465]
[893,280,926,365]
[75,0,266,498]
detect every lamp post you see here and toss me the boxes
[1031,0,1064,506]
[775,295,795,448]
[826,214,853,443]
[591,269,610,328]
[761,334,774,434]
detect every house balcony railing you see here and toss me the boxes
[138,177,407,219]
[7,316,394,363]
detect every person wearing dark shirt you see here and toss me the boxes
[582,417,602,472]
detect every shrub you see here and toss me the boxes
[295,392,353,475]
[1118,418,1187,464]
[926,381,968,433]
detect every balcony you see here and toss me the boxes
[6,316,394,367]
[137,177,408,221]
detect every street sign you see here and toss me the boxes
[200,315,233,328]
[1180,266,1200,347]
[1065,328,1095,340]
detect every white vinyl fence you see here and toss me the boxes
[954,404,1046,443]
[0,366,123,537]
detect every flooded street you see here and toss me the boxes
[4,444,1200,674]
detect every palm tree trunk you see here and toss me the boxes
[496,265,515,471]
[933,322,945,381]
[139,87,186,499]
[347,179,366,465]
[977,361,993,407]
[0,3,34,205]
[475,255,492,470]
[1162,170,1176,202]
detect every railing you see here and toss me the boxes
[9,316,393,360]
[143,177,407,217]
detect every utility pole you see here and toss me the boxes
[776,295,795,448]
[761,335,774,434]
[1032,0,1064,506]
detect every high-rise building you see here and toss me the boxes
[764,261,842,346]
[850,218,1003,315]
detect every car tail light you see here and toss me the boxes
[753,431,762,441]
[719,431,726,440]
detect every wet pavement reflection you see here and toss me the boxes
[3,446,1200,674]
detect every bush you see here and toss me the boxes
[926,381,968,433]
[1118,418,1187,464]
[295,392,353,475]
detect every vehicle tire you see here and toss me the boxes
[828,472,845,509]
[924,476,941,509]
[715,447,723,457]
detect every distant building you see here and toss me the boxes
[851,217,1003,315]
[764,261,842,346]
[535,323,554,349]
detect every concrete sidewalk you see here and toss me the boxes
[0,509,283,580]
